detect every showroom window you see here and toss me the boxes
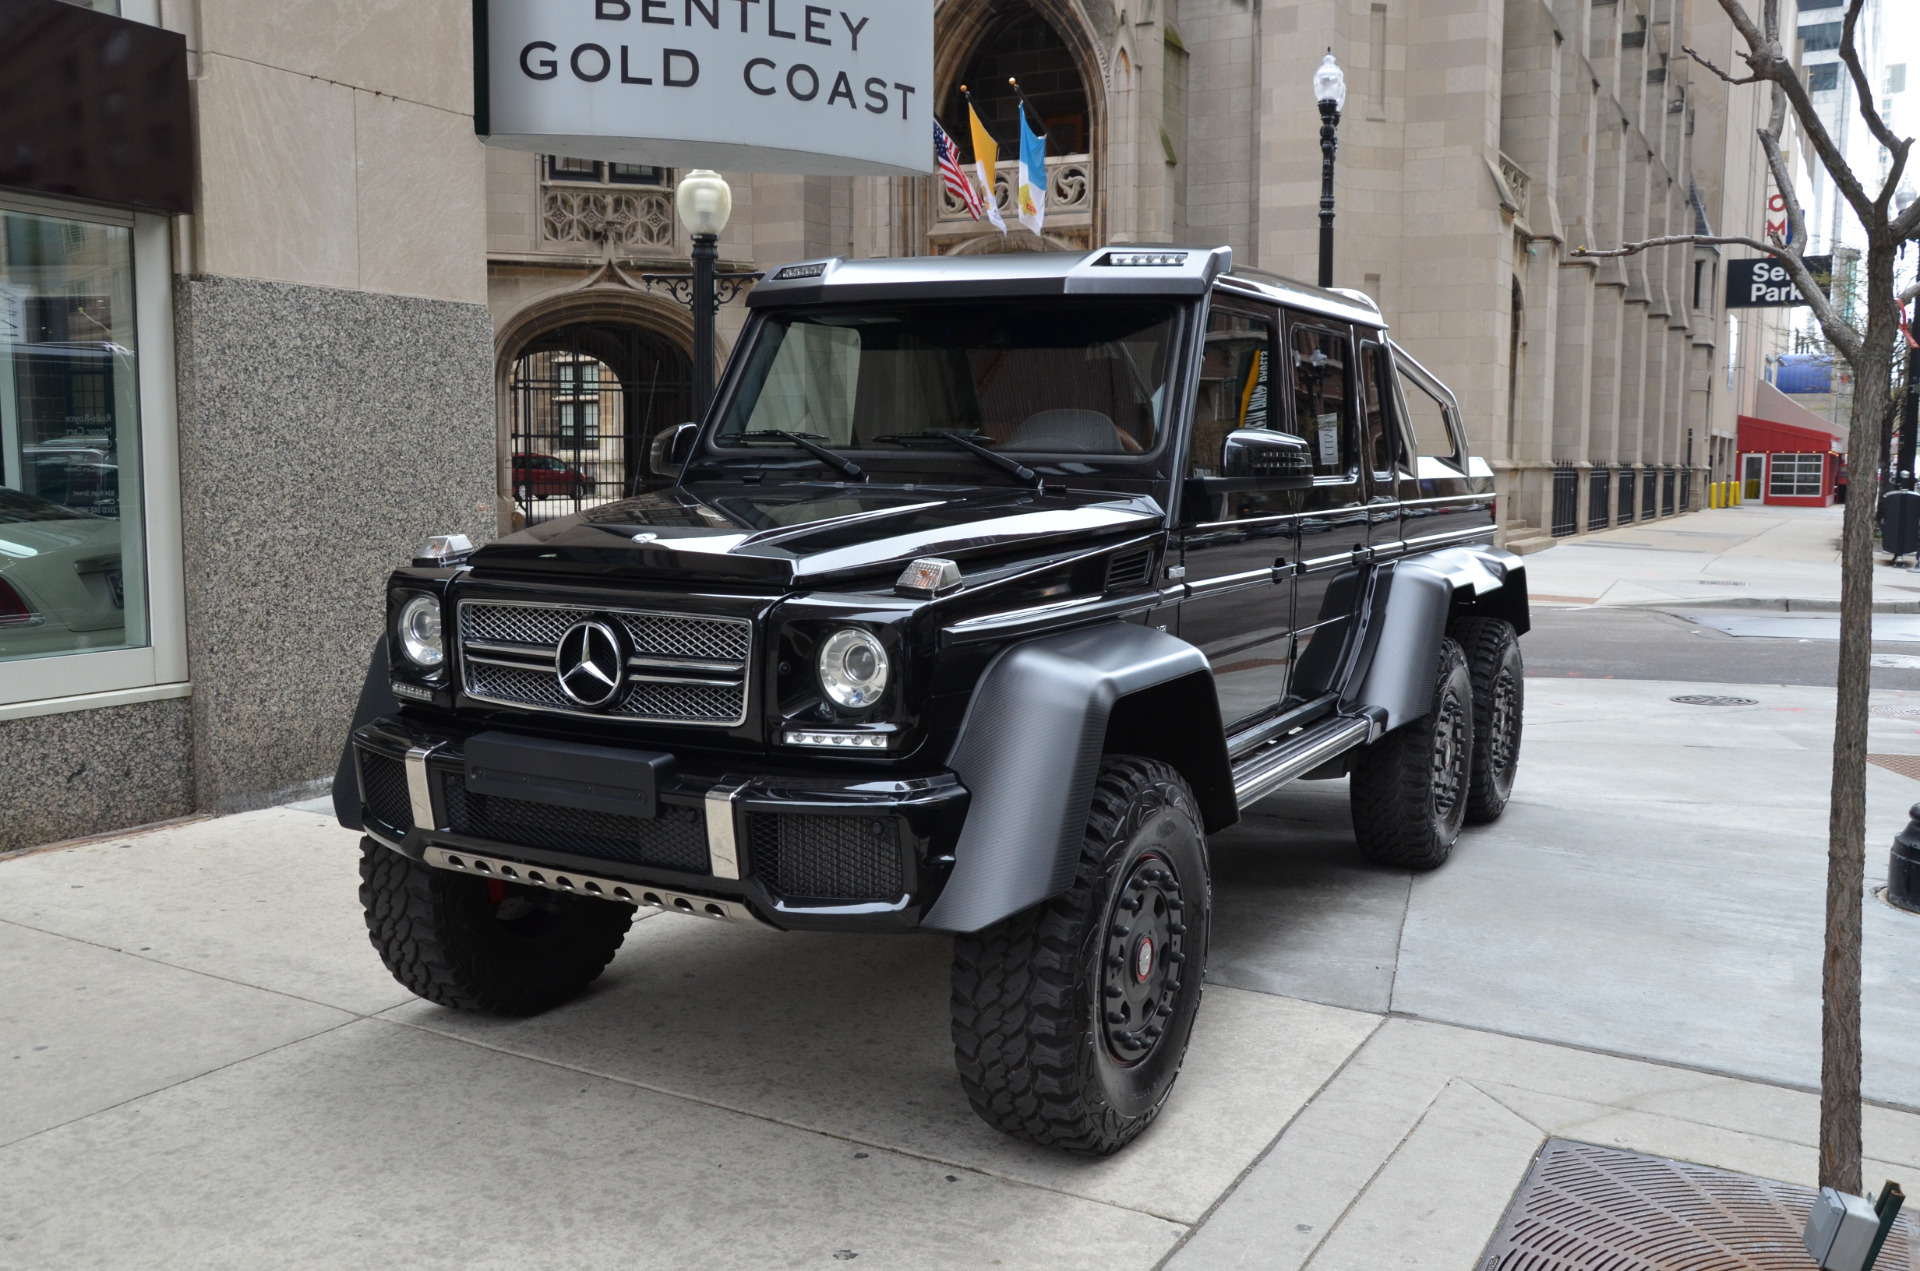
[1769,453,1825,498]
[0,206,147,662]
[0,194,184,712]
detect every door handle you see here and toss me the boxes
[1272,558,1296,580]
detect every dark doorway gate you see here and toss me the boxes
[508,322,694,526]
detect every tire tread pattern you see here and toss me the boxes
[358,841,628,1016]
[1448,616,1523,824]
[1350,639,1471,870]
[949,758,1203,1155]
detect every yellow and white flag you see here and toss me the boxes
[967,102,1009,235]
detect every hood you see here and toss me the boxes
[469,484,1165,588]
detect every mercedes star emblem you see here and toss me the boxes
[554,620,627,708]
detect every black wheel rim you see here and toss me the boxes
[1100,853,1188,1067]
[1488,669,1520,780]
[1432,688,1469,817]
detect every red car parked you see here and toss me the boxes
[512,454,592,501]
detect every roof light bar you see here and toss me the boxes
[1100,251,1190,267]
[773,262,829,280]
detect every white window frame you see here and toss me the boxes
[0,193,188,719]
[1767,452,1825,498]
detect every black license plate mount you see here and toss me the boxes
[463,732,675,819]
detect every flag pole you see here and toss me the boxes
[1007,77,1047,148]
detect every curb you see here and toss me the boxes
[1623,597,1920,614]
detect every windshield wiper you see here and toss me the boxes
[726,430,864,480]
[868,431,1042,489]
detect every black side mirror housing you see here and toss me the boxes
[649,422,699,478]
[1180,429,1314,525]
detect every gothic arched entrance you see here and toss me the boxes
[505,321,693,526]
[929,0,1103,252]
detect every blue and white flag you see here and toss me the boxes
[1016,104,1047,237]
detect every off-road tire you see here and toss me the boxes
[950,757,1211,1155]
[1349,638,1474,869]
[358,839,632,1016]
[1449,617,1524,824]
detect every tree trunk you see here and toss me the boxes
[1821,245,1897,1194]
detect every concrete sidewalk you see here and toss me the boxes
[5,673,1918,1268]
[1524,503,1920,611]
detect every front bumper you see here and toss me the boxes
[350,715,969,933]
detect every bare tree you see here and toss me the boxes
[1574,0,1917,1194]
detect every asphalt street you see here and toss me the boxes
[1521,605,1920,688]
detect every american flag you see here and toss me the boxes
[936,122,986,222]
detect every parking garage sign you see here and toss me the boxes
[476,0,934,176]
[1725,255,1832,309]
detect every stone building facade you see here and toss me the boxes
[490,0,1790,545]
[2,0,493,849]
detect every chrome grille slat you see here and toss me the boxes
[459,600,751,726]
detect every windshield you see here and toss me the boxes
[713,302,1177,457]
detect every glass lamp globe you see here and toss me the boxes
[1313,52,1347,111]
[676,169,733,237]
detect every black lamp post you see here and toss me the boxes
[1313,51,1347,290]
[642,170,762,421]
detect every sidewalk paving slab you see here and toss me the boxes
[0,920,349,1145]
[381,914,1379,1224]
[0,1019,1185,1271]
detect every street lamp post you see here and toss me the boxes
[642,171,762,423]
[676,170,731,421]
[1313,51,1347,290]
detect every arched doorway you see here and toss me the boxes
[942,7,1091,158]
[507,322,692,525]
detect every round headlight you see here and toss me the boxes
[817,627,889,709]
[396,595,444,669]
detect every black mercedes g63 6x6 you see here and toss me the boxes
[337,247,1527,1155]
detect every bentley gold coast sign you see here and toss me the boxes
[474,0,934,176]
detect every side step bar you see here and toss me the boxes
[1231,714,1376,810]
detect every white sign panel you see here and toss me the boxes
[479,0,934,176]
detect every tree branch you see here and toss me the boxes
[1574,231,1863,362]
[1679,43,1759,86]
[1706,0,1878,228]
[1838,0,1905,159]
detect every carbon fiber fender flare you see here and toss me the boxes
[1344,546,1528,730]
[920,622,1223,933]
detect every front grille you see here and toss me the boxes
[440,774,712,874]
[359,750,412,836]
[748,813,903,901]
[458,600,751,726]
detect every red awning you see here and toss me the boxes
[1737,415,1839,454]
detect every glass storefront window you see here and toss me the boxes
[0,207,147,664]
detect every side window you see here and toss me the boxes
[1189,304,1281,479]
[1357,340,1397,478]
[1399,363,1462,468]
[1287,322,1355,479]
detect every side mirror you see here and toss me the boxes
[1220,428,1313,487]
[649,422,699,478]
[1180,430,1314,526]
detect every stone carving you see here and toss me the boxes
[937,157,1094,220]
[1498,153,1532,220]
[542,190,676,250]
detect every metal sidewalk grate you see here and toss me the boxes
[1482,1140,1918,1270]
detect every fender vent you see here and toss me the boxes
[1105,547,1154,593]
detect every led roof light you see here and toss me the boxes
[1101,251,1190,268]
[774,262,830,280]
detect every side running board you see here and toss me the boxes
[1230,714,1376,810]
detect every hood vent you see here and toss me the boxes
[1105,547,1155,593]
